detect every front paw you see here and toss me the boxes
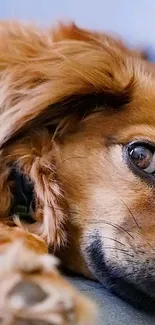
[0,241,96,325]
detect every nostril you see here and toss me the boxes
[7,280,48,306]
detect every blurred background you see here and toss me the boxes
[1,0,155,47]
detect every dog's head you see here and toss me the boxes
[1,21,155,309]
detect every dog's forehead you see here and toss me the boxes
[0,21,155,148]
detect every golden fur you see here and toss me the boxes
[0,21,155,323]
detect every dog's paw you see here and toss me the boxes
[0,240,95,325]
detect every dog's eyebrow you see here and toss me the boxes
[1,80,133,148]
[58,90,130,112]
[45,76,135,128]
[36,88,132,128]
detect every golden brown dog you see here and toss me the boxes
[0,21,155,324]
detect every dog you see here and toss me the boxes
[0,20,155,324]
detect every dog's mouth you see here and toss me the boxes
[85,233,155,313]
[9,167,36,224]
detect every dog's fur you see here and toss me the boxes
[0,21,155,323]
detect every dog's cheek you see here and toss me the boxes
[80,149,155,277]
[55,137,155,277]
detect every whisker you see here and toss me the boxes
[146,242,154,250]
[125,259,139,264]
[78,219,135,240]
[86,234,125,246]
[103,221,134,239]
[119,197,140,229]
[101,237,125,246]
[137,249,145,254]
[104,246,135,258]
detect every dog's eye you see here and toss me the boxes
[127,142,155,174]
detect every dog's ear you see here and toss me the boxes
[0,22,136,148]
[0,22,141,248]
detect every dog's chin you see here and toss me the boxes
[85,233,155,314]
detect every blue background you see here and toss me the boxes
[1,0,155,46]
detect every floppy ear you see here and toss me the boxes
[0,21,135,148]
[0,21,138,249]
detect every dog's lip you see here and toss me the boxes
[92,260,155,312]
[98,273,155,313]
[85,234,155,312]
[138,279,155,298]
